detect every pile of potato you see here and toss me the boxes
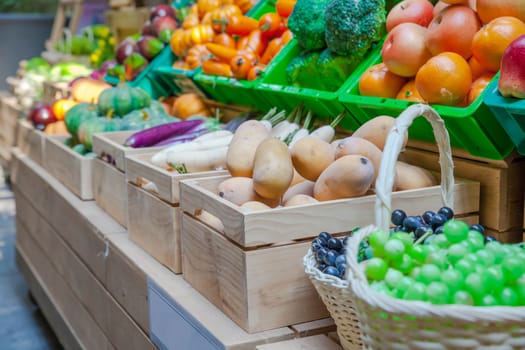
[217,115,437,212]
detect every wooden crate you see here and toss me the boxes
[43,135,94,200]
[93,158,128,227]
[42,81,70,104]
[125,152,227,273]
[0,95,23,149]
[105,7,149,45]
[15,119,45,166]
[401,140,525,242]
[178,175,480,333]
[92,131,162,173]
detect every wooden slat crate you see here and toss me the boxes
[91,131,166,227]
[92,131,163,173]
[43,135,94,200]
[178,175,480,333]
[93,158,128,227]
[42,81,70,105]
[124,151,227,273]
[0,96,23,151]
[15,120,45,166]
[105,7,149,45]
[401,140,525,242]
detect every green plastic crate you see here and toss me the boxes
[156,0,271,96]
[251,39,381,131]
[105,41,177,99]
[483,73,525,155]
[338,48,514,160]
[191,0,279,108]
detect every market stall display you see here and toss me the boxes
[3,0,525,349]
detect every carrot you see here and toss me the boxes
[281,29,294,45]
[243,29,266,56]
[206,43,239,62]
[260,37,282,64]
[224,15,258,36]
[246,64,265,80]
[230,53,255,79]
[213,33,237,49]
[202,60,233,76]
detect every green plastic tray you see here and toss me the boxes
[105,47,176,99]
[191,0,279,108]
[338,48,514,160]
[251,39,381,131]
[156,0,271,96]
[483,73,525,156]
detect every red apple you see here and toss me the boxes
[426,5,481,59]
[382,23,432,77]
[386,0,434,32]
[150,4,176,21]
[152,16,178,43]
[142,20,154,36]
[116,39,137,64]
[498,34,525,98]
[28,104,56,131]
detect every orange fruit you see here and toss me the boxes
[468,55,489,80]
[467,72,495,104]
[415,52,472,105]
[471,16,525,72]
[396,80,426,102]
[476,0,525,25]
[358,63,407,98]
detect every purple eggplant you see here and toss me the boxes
[152,128,210,147]
[124,119,203,148]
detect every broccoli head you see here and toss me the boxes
[325,0,386,57]
[287,0,328,51]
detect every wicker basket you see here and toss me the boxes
[345,104,525,349]
[304,250,363,350]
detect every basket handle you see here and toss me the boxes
[374,103,454,232]
[347,104,454,284]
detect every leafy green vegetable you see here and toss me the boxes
[287,0,328,51]
[325,0,386,58]
[286,51,325,90]
[316,49,360,92]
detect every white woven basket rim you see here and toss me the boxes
[303,249,349,289]
[345,104,525,324]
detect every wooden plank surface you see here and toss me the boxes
[180,175,480,247]
[92,131,163,173]
[11,150,125,282]
[16,226,113,350]
[106,233,297,349]
[15,173,156,349]
[126,151,227,204]
[43,135,94,200]
[15,120,45,166]
[402,147,525,231]
[256,335,342,350]
[93,158,128,227]
[181,213,329,333]
[127,182,182,273]
[16,248,83,350]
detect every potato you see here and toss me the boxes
[217,177,279,207]
[314,155,375,201]
[226,120,270,177]
[284,194,319,207]
[240,201,272,212]
[282,180,315,204]
[197,210,224,232]
[252,138,294,199]
[334,136,383,184]
[394,161,437,191]
[290,168,306,186]
[291,136,334,181]
[353,115,408,151]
